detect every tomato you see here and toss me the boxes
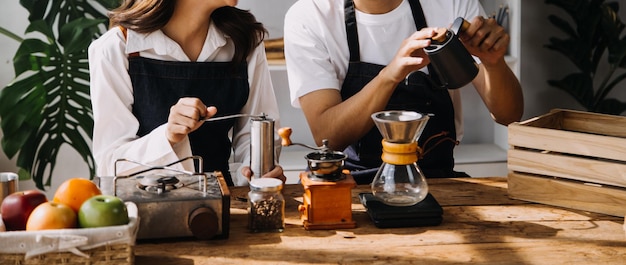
[53,178,101,213]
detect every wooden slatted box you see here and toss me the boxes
[507,109,626,217]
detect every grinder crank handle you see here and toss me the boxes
[277,127,293,146]
[278,127,329,151]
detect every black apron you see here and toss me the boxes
[342,0,457,184]
[128,54,249,186]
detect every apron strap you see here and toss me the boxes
[408,0,427,30]
[344,0,432,62]
[344,0,360,62]
[407,0,441,85]
[344,0,439,77]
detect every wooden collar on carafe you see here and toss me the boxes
[380,140,421,165]
[380,132,458,165]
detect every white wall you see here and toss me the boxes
[0,4,27,159]
[238,0,298,39]
[0,4,30,187]
[1,1,626,194]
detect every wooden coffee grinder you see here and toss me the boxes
[278,128,356,230]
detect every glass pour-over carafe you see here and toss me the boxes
[371,111,430,206]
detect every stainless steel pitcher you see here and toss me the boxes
[424,17,478,89]
[0,172,18,206]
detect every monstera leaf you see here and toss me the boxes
[545,0,626,115]
[0,0,120,190]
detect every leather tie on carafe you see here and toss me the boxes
[420,131,459,158]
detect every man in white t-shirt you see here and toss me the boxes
[284,0,523,184]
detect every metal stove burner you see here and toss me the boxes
[136,175,184,194]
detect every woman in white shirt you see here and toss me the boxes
[89,0,285,186]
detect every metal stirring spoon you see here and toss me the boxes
[201,113,267,122]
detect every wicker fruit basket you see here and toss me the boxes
[0,202,139,265]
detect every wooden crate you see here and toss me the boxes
[507,109,626,217]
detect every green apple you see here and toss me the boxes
[78,195,129,228]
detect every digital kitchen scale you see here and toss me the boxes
[359,192,443,228]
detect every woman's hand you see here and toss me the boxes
[241,165,287,184]
[166,97,217,145]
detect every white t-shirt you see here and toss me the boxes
[88,24,280,186]
[284,0,486,140]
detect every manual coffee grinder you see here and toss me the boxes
[358,110,443,228]
[278,128,356,230]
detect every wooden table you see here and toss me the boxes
[135,177,626,265]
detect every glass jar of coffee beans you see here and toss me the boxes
[248,178,285,232]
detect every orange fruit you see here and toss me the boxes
[53,178,102,213]
[26,202,77,231]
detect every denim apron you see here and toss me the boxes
[342,0,457,184]
[127,48,249,186]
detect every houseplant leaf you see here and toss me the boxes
[0,0,116,189]
[594,98,626,114]
[548,73,595,109]
[59,18,106,54]
[545,0,626,115]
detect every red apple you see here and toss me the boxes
[26,202,77,231]
[78,195,129,228]
[1,190,48,231]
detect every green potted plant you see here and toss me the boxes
[545,0,626,115]
[0,0,120,190]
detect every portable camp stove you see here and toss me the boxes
[96,156,230,240]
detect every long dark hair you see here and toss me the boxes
[108,0,266,65]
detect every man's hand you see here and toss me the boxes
[381,27,437,83]
[460,16,510,66]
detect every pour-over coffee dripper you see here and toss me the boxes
[370,110,430,206]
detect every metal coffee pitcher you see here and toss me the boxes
[424,17,478,89]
